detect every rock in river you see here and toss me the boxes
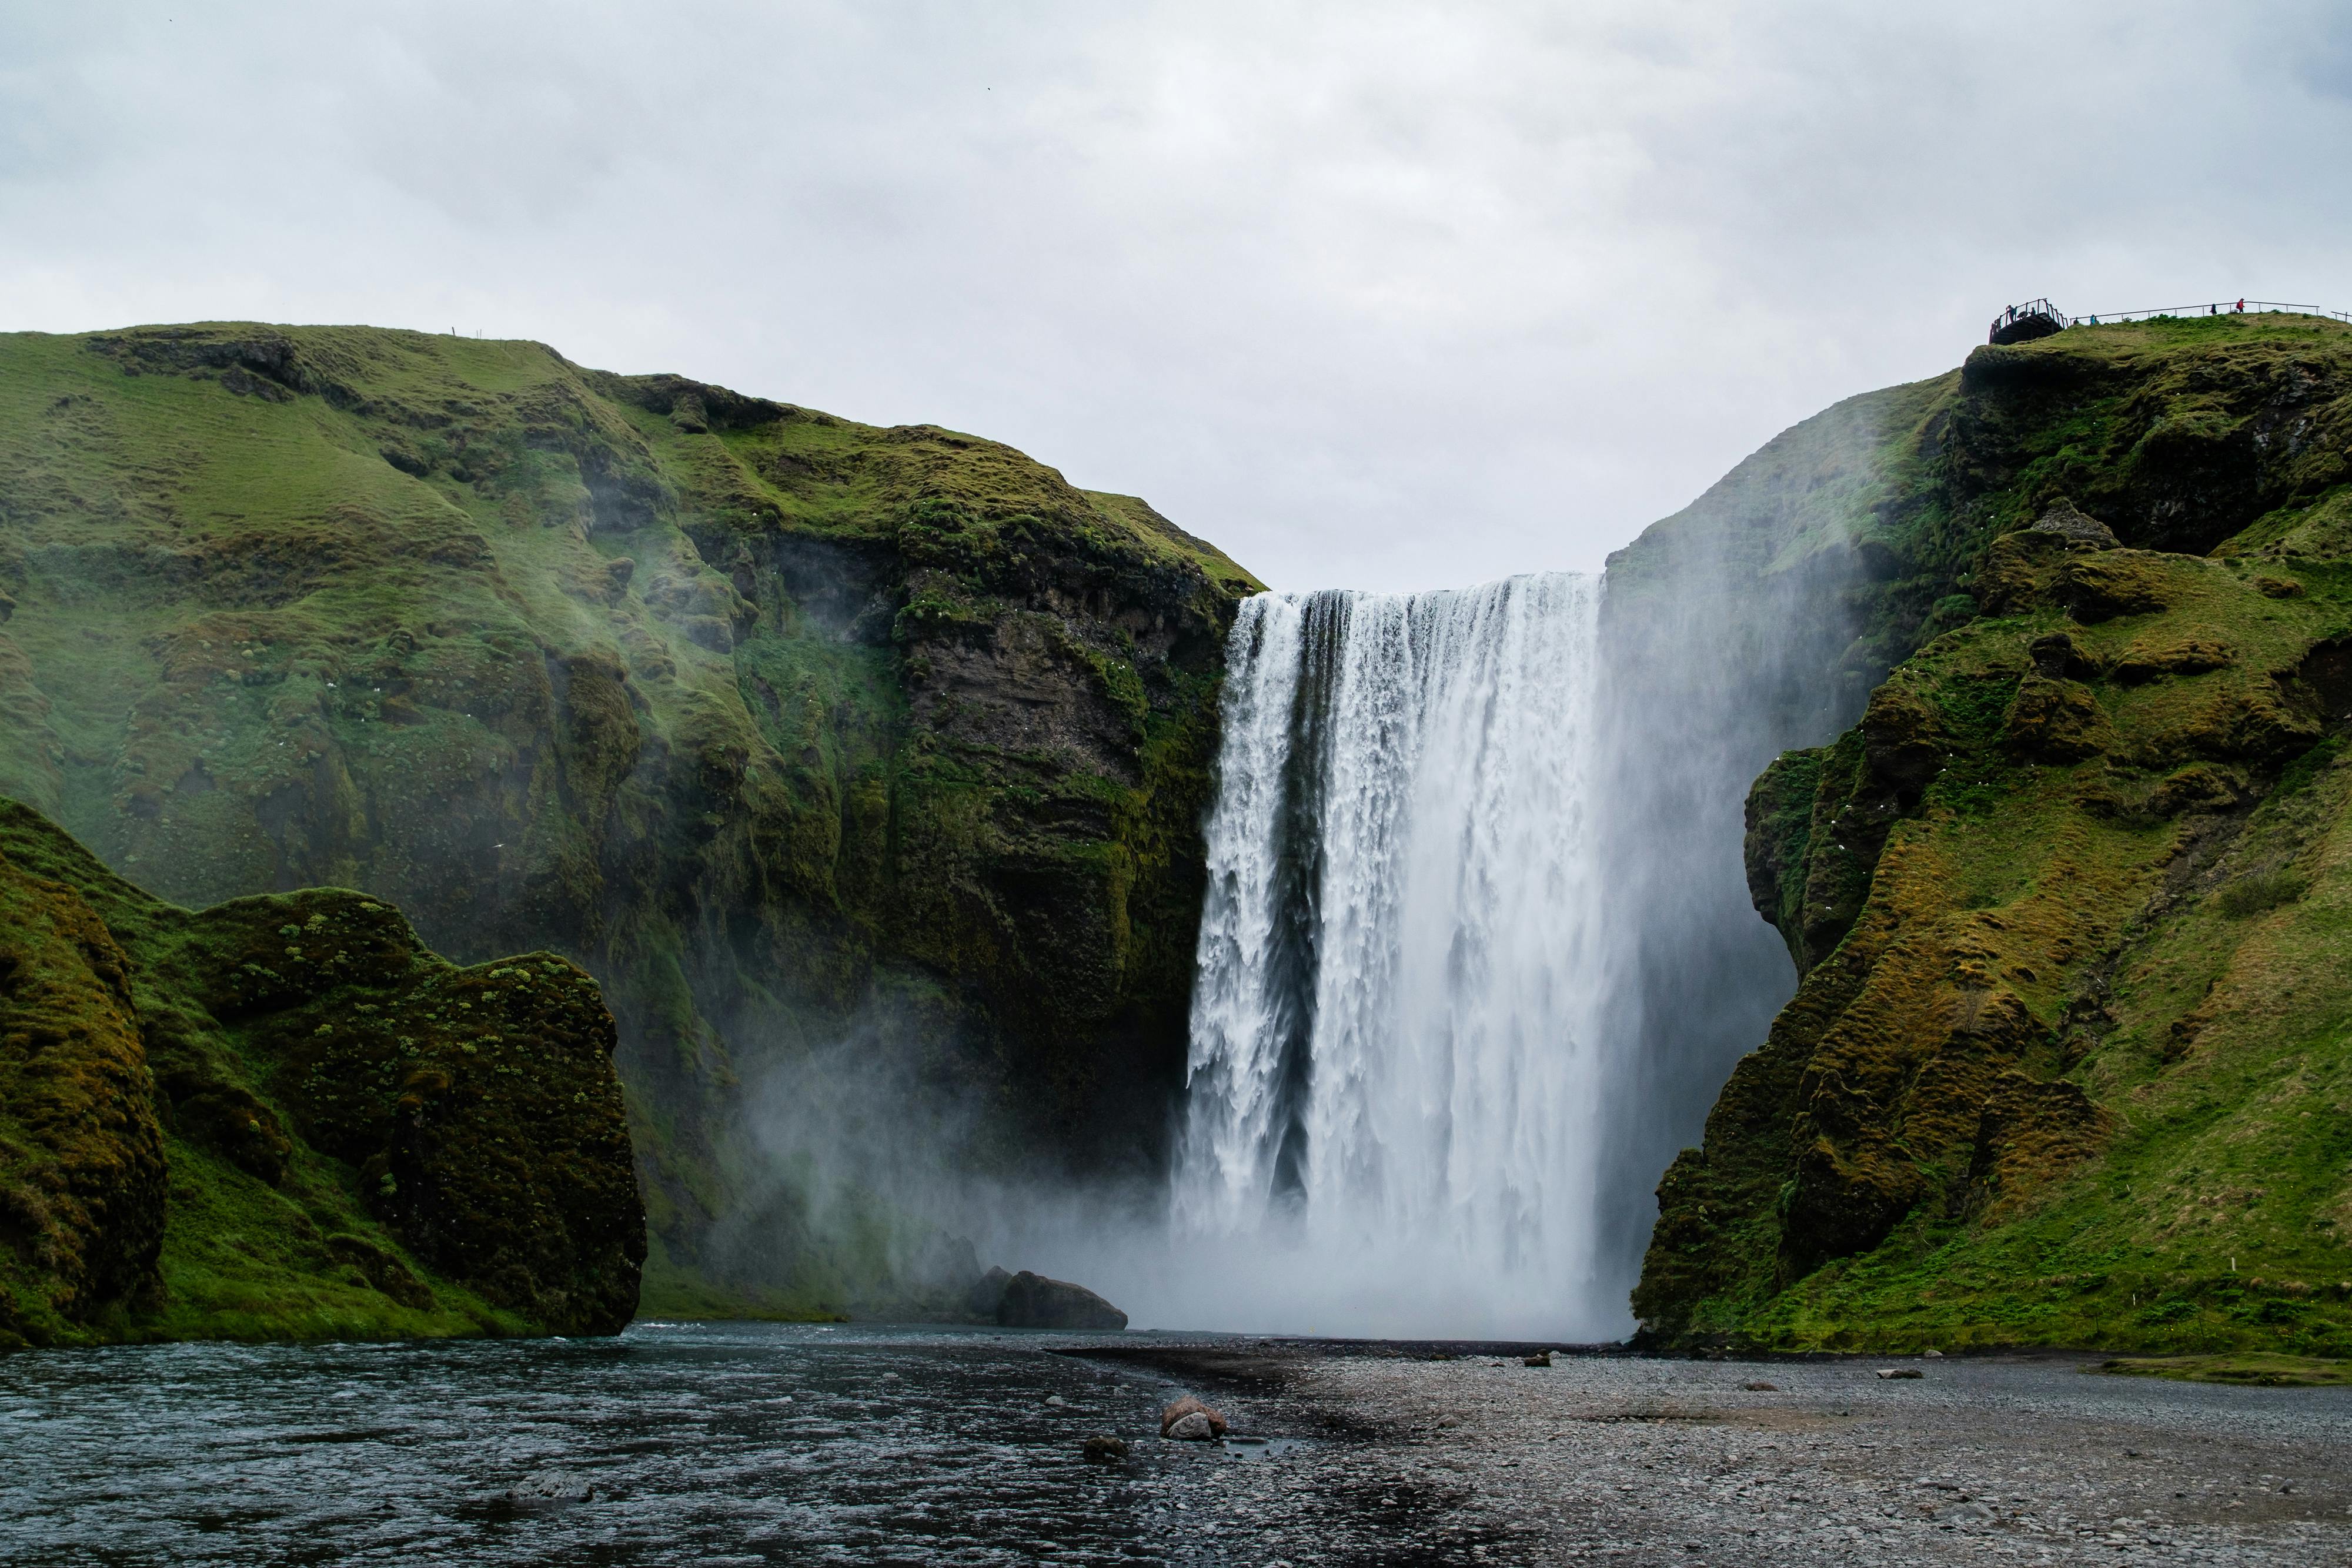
[505,1471,597,1506]
[1161,1396,1228,1439]
[990,1269,1129,1330]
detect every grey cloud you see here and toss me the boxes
[3,0,2346,590]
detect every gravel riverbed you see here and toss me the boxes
[7,1326,2344,1564]
[1087,1342,2352,1566]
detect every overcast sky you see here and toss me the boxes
[5,2,2349,590]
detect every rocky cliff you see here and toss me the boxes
[0,798,641,1348]
[0,323,1258,1315]
[1633,313,2352,1353]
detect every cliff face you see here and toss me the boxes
[0,799,642,1349]
[1634,313,2352,1353]
[1586,377,1947,1290]
[0,323,1257,1313]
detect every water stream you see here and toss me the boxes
[1172,574,1616,1339]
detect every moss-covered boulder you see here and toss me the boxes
[0,322,1258,1314]
[0,798,642,1348]
[0,842,166,1340]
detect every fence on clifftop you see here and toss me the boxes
[1991,297,2352,343]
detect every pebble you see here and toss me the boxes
[1104,1345,2352,1565]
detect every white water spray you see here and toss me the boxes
[1171,573,1619,1339]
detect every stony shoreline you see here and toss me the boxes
[1075,1340,2352,1564]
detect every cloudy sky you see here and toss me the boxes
[6,2,2349,590]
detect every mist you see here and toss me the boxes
[726,443,1877,1342]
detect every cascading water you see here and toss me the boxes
[1172,573,1621,1339]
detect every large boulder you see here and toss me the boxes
[992,1268,1128,1330]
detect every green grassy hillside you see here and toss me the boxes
[0,323,1259,1318]
[0,799,641,1349]
[1634,313,2352,1353]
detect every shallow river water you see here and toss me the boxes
[12,1325,2351,1566]
[2,1322,1306,1566]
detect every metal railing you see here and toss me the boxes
[1989,298,2067,344]
[2061,300,2352,329]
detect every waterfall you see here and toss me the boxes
[1172,573,1617,1339]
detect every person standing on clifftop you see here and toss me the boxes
[2236,298,2246,312]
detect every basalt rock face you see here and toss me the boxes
[1633,314,2352,1355]
[0,799,641,1348]
[0,323,1259,1315]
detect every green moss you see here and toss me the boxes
[0,321,1260,1313]
[2094,1352,2352,1386]
[1641,519,2352,1355]
[2214,867,2309,917]
[0,797,642,1347]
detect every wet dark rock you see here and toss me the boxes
[994,1269,1128,1330]
[505,1470,597,1506]
[1523,1350,1552,1367]
[1876,1368,1924,1380]
[1742,1381,1779,1392]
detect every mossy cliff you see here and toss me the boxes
[0,323,1258,1315]
[0,798,641,1348]
[1632,313,2352,1353]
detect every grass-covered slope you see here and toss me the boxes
[0,799,642,1349]
[1633,313,2352,1354]
[0,323,1259,1315]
